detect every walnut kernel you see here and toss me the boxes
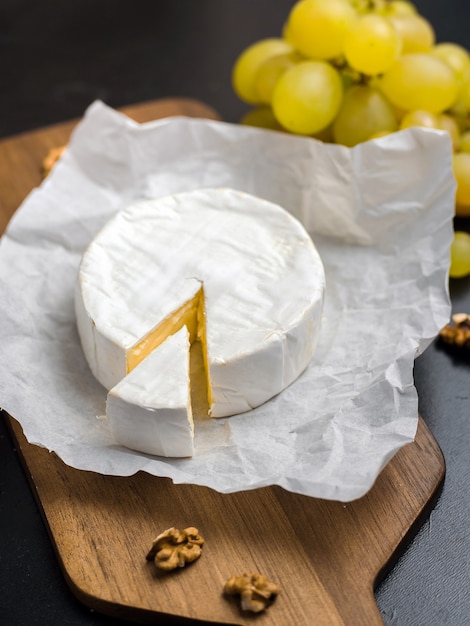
[439,313,470,349]
[223,572,280,613]
[146,526,204,571]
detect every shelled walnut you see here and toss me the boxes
[146,527,204,571]
[439,313,470,349]
[223,572,281,613]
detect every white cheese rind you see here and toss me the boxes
[76,187,325,418]
[106,327,193,457]
[208,307,319,417]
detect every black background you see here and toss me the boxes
[1,2,469,625]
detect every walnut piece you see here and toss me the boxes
[42,145,66,177]
[146,526,204,571]
[439,313,470,349]
[223,572,280,613]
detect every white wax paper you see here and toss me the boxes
[0,101,454,501]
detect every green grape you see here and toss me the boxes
[449,231,470,278]
[453,152,470,216]
[343,14,402,76]
[379,53,459,113]
[255,52,302,105]
[450,78,470,116]
[285,0,357,60]
[332,84,398,146]
[400,111,460,149]
[388,14,435,53]
[368,130,393,139]
[382,1,417,17]
[232,38,294,105]
[432,43,470,84]
[399,109,439,130]
[458,130,470,153]
[436,114,460,150]
[239,107,285,131]
[272,61,343,135]
[347,0,386,13]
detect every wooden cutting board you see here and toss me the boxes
[1,99,445,626]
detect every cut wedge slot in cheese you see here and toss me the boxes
[75,188,325,457]
[125,284,213,410]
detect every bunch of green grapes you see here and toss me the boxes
[232,0,470,278]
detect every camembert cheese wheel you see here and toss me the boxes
[76,188,325,456]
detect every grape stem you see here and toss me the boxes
[330,57,374,86]
[358,73,373,85]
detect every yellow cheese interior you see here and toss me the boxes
[126,287,212,416]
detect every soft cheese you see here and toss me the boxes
[76,187,325,453]
[106,326,193,457]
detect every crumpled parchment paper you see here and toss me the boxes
[0,101,455,501]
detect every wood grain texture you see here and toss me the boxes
[1,99,445,625]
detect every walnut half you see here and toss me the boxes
[223,572,281,613]
[146,526,204,571]
[439,313,470,349]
